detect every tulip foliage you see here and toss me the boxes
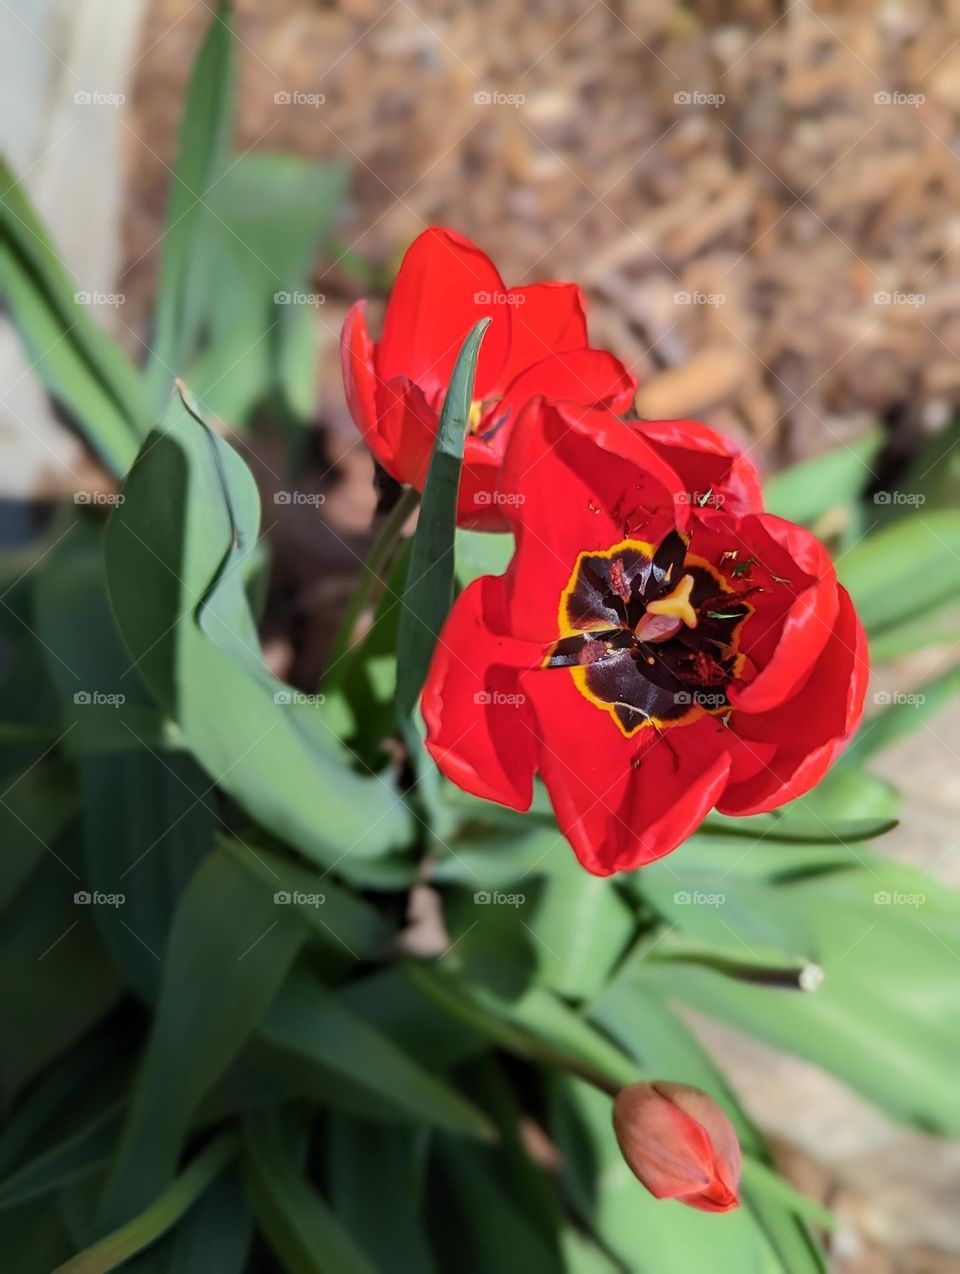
[1,6,960,1274]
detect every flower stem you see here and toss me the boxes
[323,485,421,691]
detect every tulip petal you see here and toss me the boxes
[498,402,687,643]
[501,348,637,416]
[499,281,589,383]
[631,417,763,516]
[422,576,540,810]
[719,586,868,814]
[521,668,732,875]
[377,227,511,398]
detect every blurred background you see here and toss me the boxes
[2,2,960,1270]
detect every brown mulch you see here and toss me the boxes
[124,0,960,476]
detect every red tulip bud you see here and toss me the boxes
[612,1082,741,1212]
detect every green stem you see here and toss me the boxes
[322,486,420,691]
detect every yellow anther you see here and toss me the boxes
[645,573,698,629]
[468,400,484,432]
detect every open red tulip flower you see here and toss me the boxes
[341,227,636,529]
[612,1082,741,1213]
[423,401,868,875]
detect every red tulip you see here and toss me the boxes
[612,1082,741,1212]
[422,400,867,875]
[341,227,636,529]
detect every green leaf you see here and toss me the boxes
[34,524,217,1000]
[55,1133,237,1274]
[98,846,304,1227]
[454,527,514,588]
[105,385,412,872]
[145,1,235,407]
[0,1101,123,1211]
[187,153,348,423]
[841,664,960,767]
[256,963,496,1140]
[427,1138,563,1274]
[0,847,123,1106]
[633,854,960,1136]
[838,510,960,635]
[395,319,490,725]
[0,159,144,475]
[326,1115,436,1274]
[763,431,881,525]
[405,961,638,1092]
[222,838,390,960]
[242,1109,376,1274]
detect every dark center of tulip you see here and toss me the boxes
[544,531,753,737]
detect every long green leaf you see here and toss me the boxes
[395,319,490,723]
[242,1110,376,1274]
[0,159,144,474]
[55,1134,237,1274]
[256,963,496,1140]
[98,847,304,1226]
[145,1,234,406]
[105,385,412,872]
